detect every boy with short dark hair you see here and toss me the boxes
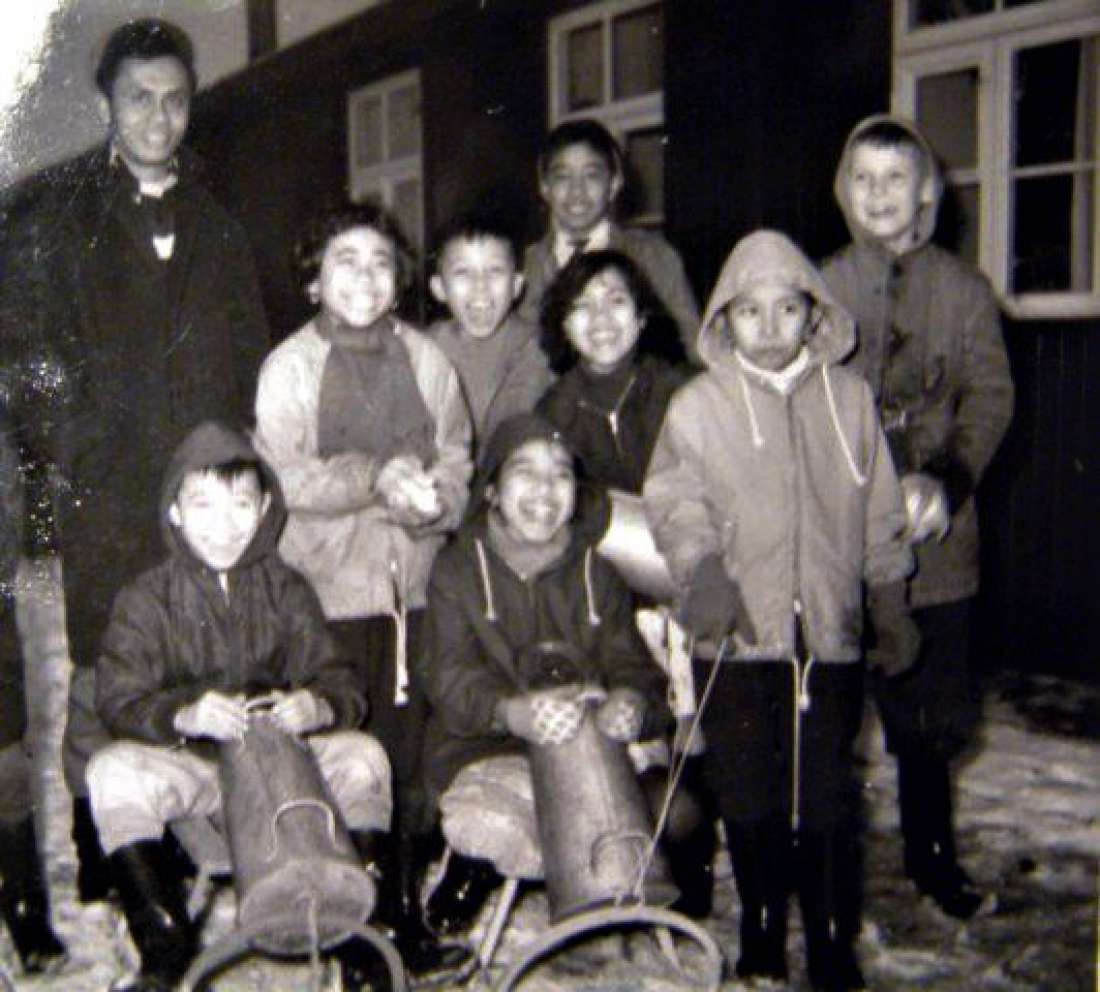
[429,213,554,454]
[645,230,917,990]
[822,115,1014,920]
[88,421,390,992]
[518,118,701,361]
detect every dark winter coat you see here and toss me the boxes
[822,115,1014,609]
[536,353,690,495]
[417,510,669,800]
[0,145,271,668]
[96,422,364,757]
[0,408,25,748]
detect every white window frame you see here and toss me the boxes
[346,68,423,252]
[548,0,665,226]
[893,0,1100,318]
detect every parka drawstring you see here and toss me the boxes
[737,373,766,450]
[473,538,498,623]
[822,365,868,487]
[473,537,601,629]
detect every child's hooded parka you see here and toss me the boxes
[822,115,1014,609]
[95,422,366,755]
[645,230,913,664]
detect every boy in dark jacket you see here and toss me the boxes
[87,422,390,992]
[416,414,674,936]
[0,406,67,976]
[822,116,1014,920]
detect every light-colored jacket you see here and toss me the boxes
[644,231,912,662]
[254,318,472,619]
[822,114,1014,608]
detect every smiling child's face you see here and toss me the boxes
[494,439,576,546]
[430,235,523,339]
[846,142,933,255]
[563,266,643,375]
[313,226,397,330]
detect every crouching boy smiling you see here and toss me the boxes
[87,421,390,992]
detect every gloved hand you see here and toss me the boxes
[901,472,950,544]
[679,553,756,644]
[594,687,646,742]
[173,689,249,742]
[498,689,585,747]
[376,454,442,527]
[866,581,922,678]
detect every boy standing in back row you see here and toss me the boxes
[822,115,1014,919]
[518,119,701,362]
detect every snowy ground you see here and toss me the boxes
[4,556,1098,991]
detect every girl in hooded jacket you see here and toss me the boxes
[644,230,917,992]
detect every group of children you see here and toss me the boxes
[1,107,1011,992]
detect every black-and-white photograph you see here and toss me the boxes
[0,2,1096,990]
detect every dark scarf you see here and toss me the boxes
[315,312,437,467]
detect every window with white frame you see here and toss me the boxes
[893,0,1100,318]
[548,0,665,226]
[347,69,424,255]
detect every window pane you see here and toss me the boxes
[917,68,979,170]
[1014,37,1096,167]
[910,0,992,28]
[612,4,663,101]
[353,94,383,168]
[387,82,421,160]
[393,177,423,255]
[624,128,665,218]
[940,182,981,268]
[567,23,603,112]
[1012,172,1094,293]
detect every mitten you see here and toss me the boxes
[901,473,950,544]
[866,581,922,678]
[499,691,585,747]
[595,687,645,742]
[679,553,756,643]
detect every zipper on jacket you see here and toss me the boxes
[788,597,816,833]
[577,371,638,461]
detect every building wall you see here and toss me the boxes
[188,0,1098,680]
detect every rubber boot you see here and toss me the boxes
[655,757,716,919]
[797,828,866,992]
[108,839,196,992]
[424,850,502,936]
[336,830,400,991]
[725,818,789,982]
[373,830,472,981]
[897,755,983,919]
[72,795,114,903]
[0,816,68,974]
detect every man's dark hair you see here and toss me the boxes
[537,119,624,180]
[293,200,416,300]
[539,249,685,375]
[95,18,197,96]
[431,209,520,273]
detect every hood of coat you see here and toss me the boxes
[696,229,855,371]
[832,113,945,252]
[159,420,286,571]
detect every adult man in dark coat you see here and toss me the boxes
[0,18,271,905]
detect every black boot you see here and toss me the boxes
[898,756,983,919]
[424,850,502,936]
[109,839,196,992]
[72,795,114,903]
[725,818,789,982]
[373,830,473,980]
[797,828,866,992]
[657,758,716,919]
[0,816,68,974]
